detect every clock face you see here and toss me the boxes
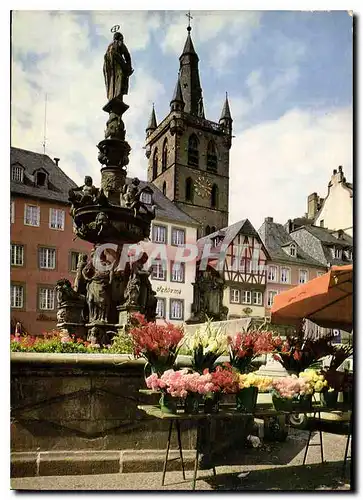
[195,175,212,199]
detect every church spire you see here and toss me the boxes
[219,92,232,137]
[178,13,203,116]
[170,76,185,112]
[146,104,157,137]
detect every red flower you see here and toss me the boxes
[293,350,302,361]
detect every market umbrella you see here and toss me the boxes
[270,264,353,332]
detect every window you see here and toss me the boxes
[11,244,24,266]
[70,251,80,272]
[39,287,55,310]
[320,220,324,228]
[170,299,184,320]
[211,184,218,208]
[11,284,24,308]
[210,226,216,234]
[188,134,199,167]
[290,244,297,257]
[24,204,40,226]
[152,225,167,244]
[162,181,166,196]
[172,228,185,246]
[156,298,166,319]
[152,149,158,179]
[230,288,240,304]
[162,139,168,172]
[280,267,290,284]
[39,247,56,269]
[268,265,278,282]
[151,260,166,280]
[299,269,308,284]
[36,171,47,187]
[206,140,217,172]
[205,225,211,236]
[253,291,263,306]
[333,247,342,259]
[267,291,277,307]
[11,201,14,223]
[171,262,185,282]
[345,249,352,261]
[185,177,193,202]
[49,208,65,230]
[242,290,252,304]
[11,165,23,183]
[141,191,152,205]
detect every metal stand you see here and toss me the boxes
[303,411,324,465]
[161,420,186,486]
[342,417,352,480]
[161,418,216,490]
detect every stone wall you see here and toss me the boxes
[11,353,251,456]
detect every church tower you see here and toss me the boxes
[145,21,232,239]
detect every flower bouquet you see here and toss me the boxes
[186,319,227,374]
[228,330,279,373]
[128,313,184,377]
[271,374,312,412]
[236,373,273,412]
[145,368,217,414]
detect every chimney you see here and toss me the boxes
[307,193,319,219]
[265,217,273,223]
[54,157,60,166]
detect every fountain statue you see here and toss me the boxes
[57,26,157,346]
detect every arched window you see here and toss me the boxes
[211,184,218,208]
[185,177,193,202]
[205,225,211,236]
[162,139,168,172]
[210,226,216,233]
[188,134,199,167]
[206,140,217,172]
[162,181,167,196]
[152,148,158,180]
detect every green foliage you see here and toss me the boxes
[107,329,134,354]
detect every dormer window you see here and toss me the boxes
[333,247,342,259]
[141,191,152,205]
[36,171,47,186]
[289,244,297,257]
[11,165,24,183]
[345,249,352,261]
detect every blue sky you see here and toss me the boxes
[11,10,353,229]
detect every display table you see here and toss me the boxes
[137,402,352,490]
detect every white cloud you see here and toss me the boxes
[229,106,353,230]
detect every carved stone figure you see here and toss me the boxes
[82,257,112,324]
[187,268,228,323]
[121,178,156,218]
[69,176,99,215]
[56,278,83,305]
[105,112,126,140]
[103,32,133,101]
[73,253,88,295]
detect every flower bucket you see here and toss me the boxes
[159,392,177,414]
[320,390,339,408]
[184,393,200,414]
[144,360,174,379]
[236,387,258,412]
[272,394,312,412]
[204,393,220,414]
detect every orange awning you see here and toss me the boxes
[271,265,353,332]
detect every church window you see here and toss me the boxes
[206,140,217,172]
[152,149,158,179]
[185,177,193,202]
[162,139,168,172]
[162,181,166,196]
[188,134,199,167]
[211,184,218,208]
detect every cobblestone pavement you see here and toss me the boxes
[11,424,352,491]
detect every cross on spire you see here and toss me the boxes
[186,11,193,32]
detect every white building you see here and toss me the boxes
[309,166,353,237]
[138,181,199,324]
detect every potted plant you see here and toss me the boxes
[236,373,272,412]
[271,375,313,412]
[186,319,227,374]
[228,330,279,374]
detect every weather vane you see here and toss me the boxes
[111,25,120,33]
[186,11,193,31]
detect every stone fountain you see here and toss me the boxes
[56,27,157,346]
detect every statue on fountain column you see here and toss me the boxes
[82,250,112,324]
[103,31,134,101]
